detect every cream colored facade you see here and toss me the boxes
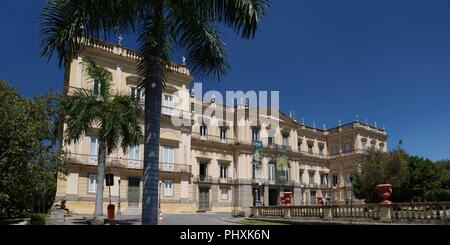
[56,40,388,215]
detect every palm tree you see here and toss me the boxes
[39,0,270,225]
[62,60,143,224]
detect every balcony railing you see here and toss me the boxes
[67,153,191,174]
[191,132,236,144]
[267,179,295,186]
[197,175,213,183]
[218,177,234,184]
[159,162,192,174]
[251,202,450,223]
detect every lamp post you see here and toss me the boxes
[117,179,121,215]
[158,180,163,211]
[331,185,336,205]
[349,175,354,224]
[258,181,263,206]
[300,185,304,205]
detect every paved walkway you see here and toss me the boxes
[46,208,241,225]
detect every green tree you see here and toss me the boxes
[353,148,390,203]
[434,160,450,201]
[0,80,66,218]
[39,0,271,224]
[62,60,142,224]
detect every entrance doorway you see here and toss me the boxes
[198,187,210,210]
[128,177,140,207]
[268,188,278,206]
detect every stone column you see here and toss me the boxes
[293,186,302,205]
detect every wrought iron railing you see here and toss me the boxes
[67,153,191,174]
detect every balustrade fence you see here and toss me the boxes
[251,202,450,223]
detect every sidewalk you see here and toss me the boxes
[46,208,91,225]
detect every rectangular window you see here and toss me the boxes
[89,137,98,165]
[221,188,228,200]
[93,80,101,95]
[128,145,140,160]
[332,146,338,155]
[220,127,227,143]
[345,173,352,185]
[163,147,175,172]
[282,135,289,147]
[162,94,174,115]
[251,127,260,142]
[319,146,324,155]
[200,124,207,139]
[268,136,274,147]
[268,164,275,180]
[311,191,317,205]
[130,86,141,101]
[128,145,140,168]
[308,144,313,154]
[320,174,325,185]
[344,143,352,153]
[299,171,304,183]
[88,174,97,193]
[220,164,228,179]
[332,175,338,187]
[163,180,174,197]
[362,142,366,150]
[347,190,353,200]
[309,172,315,184]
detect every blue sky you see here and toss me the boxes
[1,0,450,161]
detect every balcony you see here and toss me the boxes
[191,132,236,144]
[197,175,213,183]
[67,153,191,174]
[300,149,367,160]
[159,162,192,174]
[267,178,295,186]
[218,177,234,184]
[277,144,291,152]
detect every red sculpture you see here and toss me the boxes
[377,184,392,204]
[279,192,292,206]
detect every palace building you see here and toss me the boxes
[55,39,388,215]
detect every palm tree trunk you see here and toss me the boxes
[141,57,164,225]
[93,143,106,224]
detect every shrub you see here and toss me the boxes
[29,213,48,225]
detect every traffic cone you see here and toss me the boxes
[158,211,163,225]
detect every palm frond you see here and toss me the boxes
[167,1,229,81]
[110,95,143,154]
[183,0,271,39]
[39,0,140,67]
[82,59,113,99]
[62,88,102,145]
